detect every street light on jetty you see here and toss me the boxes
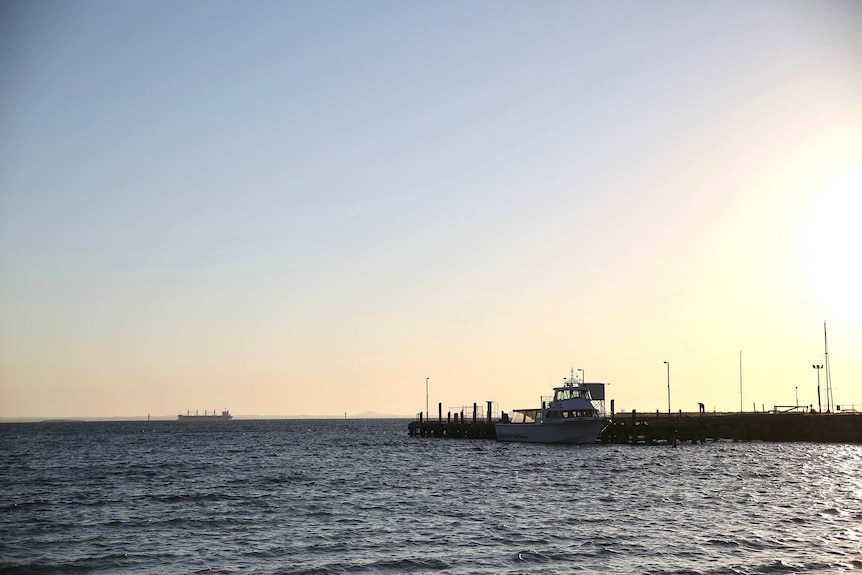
[812,365,823,413]
[795,386,799,410]
[425,377,429,420]
[663,361,671,415]
[577,368,584,385]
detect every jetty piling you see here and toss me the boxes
[408,400,497,439]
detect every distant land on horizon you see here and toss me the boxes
[0,412,412,423]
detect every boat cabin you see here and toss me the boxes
[508,406,599,424]
[553,386,593,402]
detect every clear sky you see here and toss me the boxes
[1,0,861,419]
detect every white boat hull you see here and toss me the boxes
[495,419,607,444]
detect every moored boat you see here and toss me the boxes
[177,409,233,421]
[495,371,607,443]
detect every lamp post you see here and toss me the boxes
[812,365,822,413]
[795,386,799,410]
[425,377,429,420]
[577,368,584,385]
[663,361,670,415]
[739,351,743,413]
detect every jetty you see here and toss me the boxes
[601,410,862,444]
[408,402,862,444]
[408,402,498,439]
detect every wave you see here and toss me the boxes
[284,557,452,575]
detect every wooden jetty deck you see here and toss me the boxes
[408,406,862,444]
[603,410,862,444]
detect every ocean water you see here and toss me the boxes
[1,419,861,575]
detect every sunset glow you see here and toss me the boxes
[1,1,860,419]
[797,165,862,328]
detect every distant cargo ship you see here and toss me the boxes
[177,409,233,421]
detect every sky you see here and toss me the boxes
[1,0,861,419]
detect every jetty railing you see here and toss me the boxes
[773,405,808,414]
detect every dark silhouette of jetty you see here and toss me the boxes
[601,410,862,444]
[408,402,862,444]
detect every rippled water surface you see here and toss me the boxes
[1,419,861,574]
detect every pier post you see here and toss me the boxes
[487,401,492,424]
[632,410,637,444]
[438,402,442,422]
[473,403,477,424]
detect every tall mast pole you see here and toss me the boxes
[739,351,743,413]
[663,361,670,415]
[824,321,833,412]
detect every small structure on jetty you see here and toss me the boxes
[408,402,862,444]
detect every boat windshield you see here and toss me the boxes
[554,387,592,401]
[511,410,541,424]
[547,409,598,419]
